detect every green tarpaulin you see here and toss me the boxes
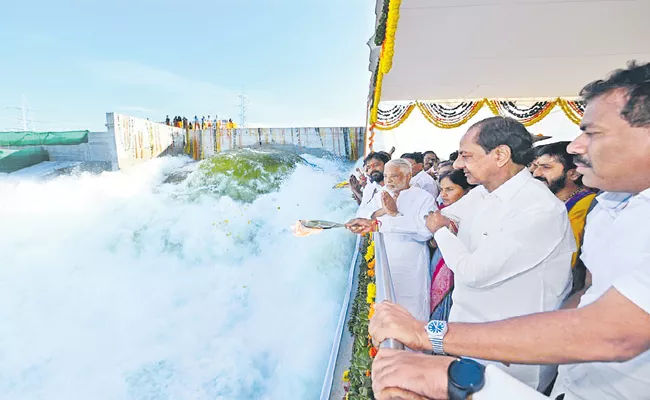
[0,130,89,146]
[0,147,49,173]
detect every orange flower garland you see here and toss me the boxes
[344,236,377,399]
[368,97,586,136]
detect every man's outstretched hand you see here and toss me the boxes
[345,218,375,235]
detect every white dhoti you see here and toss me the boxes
[384,235,431,321]
[367,186,438,321]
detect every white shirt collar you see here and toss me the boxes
[412,170,426,180]
[489,168,531,202]
[596,186,650,211]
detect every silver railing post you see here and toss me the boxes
[372,232,405,350]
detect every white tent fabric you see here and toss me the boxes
[366,0,650,157]
[379,0,650,102]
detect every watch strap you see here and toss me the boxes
[430,335,446,355]
[448,382,470,400]
[447,358,486,400]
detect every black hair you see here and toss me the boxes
[535,141,574,172]
[438,160,453,168]
[448,151,459,161]
[439,169,475,191]
[378,151,392,160]
[469,116,534,166]
[402,151,424,164]
[535,141,583,186]
[364,151,390,165]
[580,61,650,127]
[423,150,438,159]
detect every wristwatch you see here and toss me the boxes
[425,320,447,355]
[447,358,486,400]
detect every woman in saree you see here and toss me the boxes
[429,169,475,320]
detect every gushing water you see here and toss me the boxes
[0,150,356,400]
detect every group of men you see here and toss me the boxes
[165,115,235,130]
[345,61,650,399]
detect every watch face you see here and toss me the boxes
[427,320,446,334]
[449,359,485,389]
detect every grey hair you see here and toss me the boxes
[385,159,413,175]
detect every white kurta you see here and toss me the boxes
[435,169,574,390]
[410,170,439,199]
[361,186,438,321]
[356,180,381,218]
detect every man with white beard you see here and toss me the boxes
[346,159,438,321]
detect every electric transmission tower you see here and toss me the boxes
[238,94,248,128]
[3,95,36,131]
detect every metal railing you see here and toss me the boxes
[319,232,403,400]
[319,236,362,400]
[373,232,405,350]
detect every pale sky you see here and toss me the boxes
[0,0,376,132]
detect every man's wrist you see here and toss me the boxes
[423,356,454,399]
[371,209,386,219]
[419,322,434,351]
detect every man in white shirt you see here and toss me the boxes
[367,61,650,400]
[424,116,574,390]
[356,151,390,218]
[347,159,437,321]
[403,152,439,199]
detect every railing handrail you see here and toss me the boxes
[373,232,405,350]
[319,235,363,400]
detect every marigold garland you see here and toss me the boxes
[558,98,585,125]
[369,348,378,359]
[368,0,403,151]
[487,100,557,126]
[344,236,377,399]
[365,243,375,262]
[418,100,485,129]
[368,97,586,138]
[366,283,377,304]
[375,103,416,131]
[380,0,401,75]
